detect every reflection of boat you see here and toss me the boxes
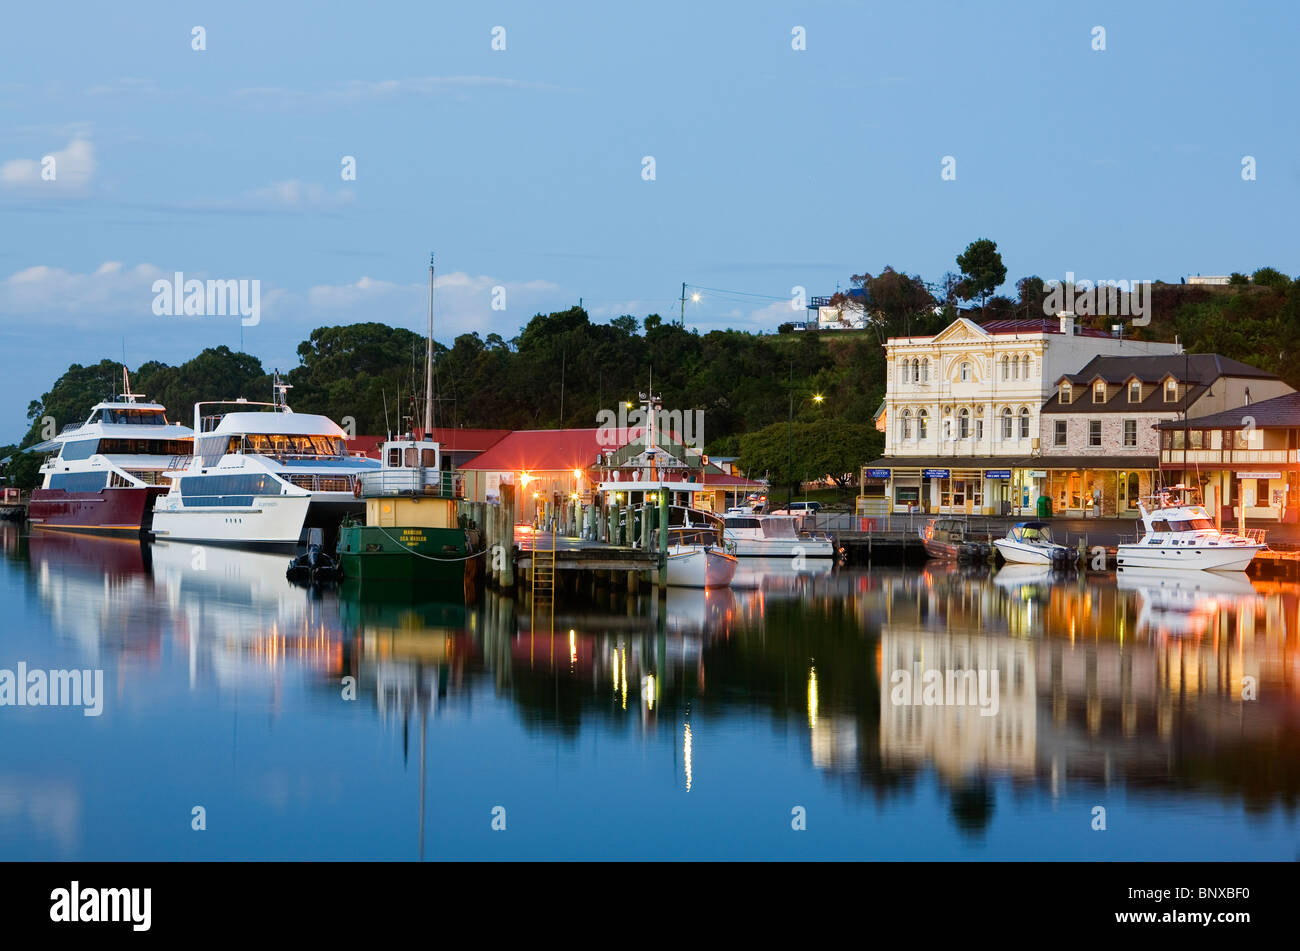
[993,522,1075,566]
[723,514,834,559]
[731,555,834,590]
[991,563,1055,588]
[1117,566,1259,637]
[152,374,380,546]
[28,530,151,577]
[1116,487,1264,572]
[27,372,193,535]
[660,585,737,635]
[919,518,992,561]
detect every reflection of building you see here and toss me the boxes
[879,627,1037,777]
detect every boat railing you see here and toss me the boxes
[358,468,460,499]
[1243,527,1269,546]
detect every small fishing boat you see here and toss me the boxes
[1116,486,1265,572]
[993,522,1075,566]
[335,434,483,590]
[663,509,738,588]
[919,517,993,562]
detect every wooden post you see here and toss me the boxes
[500,483,515,590]
[658,489,669,590]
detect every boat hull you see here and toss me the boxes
[151,495,312,546]
[336,522,482,587]
[726,536,835,558]
[1115,543,1263,572]
[994,538,1067,566]
[665,546,737,588]
[27,485,164,535]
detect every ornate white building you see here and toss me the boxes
[869,314,1182,515]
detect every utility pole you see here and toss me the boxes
[680,282,687,326]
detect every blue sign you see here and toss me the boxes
[985,469,1012,479]
[864,468,891,479]
[922,468,950,479]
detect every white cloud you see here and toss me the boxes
[0,137,94,194]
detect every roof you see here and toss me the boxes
[208,411,346,437]
[461,428,644,472]
[1156,390,1300,430]
[1043,383,1208,415]
[978,318,1114,338]
[1057,353,1275,387]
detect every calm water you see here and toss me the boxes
[1,521,1298,860]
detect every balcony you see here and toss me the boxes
[1159,449,1295,465]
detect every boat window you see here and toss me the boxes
[404,447,418,467]
[59,439,100,461]
[101,408,167,425]
[1148,519,1167,533]
[96,438,192,456]
[725,517,761,529]
[387,448,403,467]
[48,472,109,492]
[1168,518,1214,531]
[421,449,437,467]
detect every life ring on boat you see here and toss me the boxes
[352,476,363,498]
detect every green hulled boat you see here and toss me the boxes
[336,436,483,591]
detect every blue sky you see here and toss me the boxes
[1,0,1297,442]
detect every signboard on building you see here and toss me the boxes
[984,470,1012,479]
[864,468,891,479]
[1237,471,1281,480]
[922,468,950,479]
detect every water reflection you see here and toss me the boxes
[3,524,1299,858]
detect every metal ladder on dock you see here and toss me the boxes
[530,522,557,634]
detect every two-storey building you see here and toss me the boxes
[868,313,1182,515]
[1156,390,1300,524]
[1039,354,1290,517]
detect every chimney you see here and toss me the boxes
[1058,312,1075,336]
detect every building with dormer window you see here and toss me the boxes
[867,314,1182,515]
[1039,354,1290,517]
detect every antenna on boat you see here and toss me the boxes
[272,369,292,412]
[425,253,435,440]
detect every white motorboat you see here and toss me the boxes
[1115,487,1265,572]
[26,369,194,535]
[993,521,1075,566]
[151,374,380,546]
[723,513,835,559]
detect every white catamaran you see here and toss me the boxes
[151,375,380,546]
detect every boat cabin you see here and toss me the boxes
[357,437,462,530]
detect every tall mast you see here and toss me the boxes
[425,253,435,438]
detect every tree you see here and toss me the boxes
[1228,272,1250,286]
[1016,275,1047,317]
[955,239,1007,315]
[1251,267,1291,289]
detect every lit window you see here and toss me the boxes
[1060,383,1072,404]
[1093,382,1106,403]
[1164,379,1177,402]
[1128,380,1141,403]
[918,410,928,439]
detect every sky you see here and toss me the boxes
[1,0,1297,443]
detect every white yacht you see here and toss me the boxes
[662,506,739,588]
[1116,487,1265,572]
[723,513,835,559]
[151,377,380,546]
[27,371,194,535]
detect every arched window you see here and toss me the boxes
[1001,407,1013,439]
[912,358,920,382]
[958,407,970,438]
[960,361,971,382]
[901,409,911,440]
[917,410,928,440]
[1000,355,1009,380]
[921,358,929,382]
[1019,407,1031,439]
[1021,353,1032,378]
